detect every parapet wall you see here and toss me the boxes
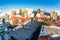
[44,25,60,35]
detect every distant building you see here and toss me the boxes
[36,8,44,18]
[44,15,50,19]
[21,9,28,18]
[19,9,22,15]
[21,8,34,18]
[17,9,22,15]
[37,8,44,13]
[50,11,58,20]
[57,15,60,19]
[28,13,34,18]
[25,8,33,16]
[11,11,16,15]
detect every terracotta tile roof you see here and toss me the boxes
[11,15,30,23]
[12,15,21,21]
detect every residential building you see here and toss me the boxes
[57,15,60,20]
[37,8,44,14]
[22,9,28,18]
[16,9,22,15]
[11,11,16,15]
[44,15,50,19]
[36,8,44,18]
[50,11,58,20]
[28,13,34,18]
[25,8,33,16]
[21,8,34,18]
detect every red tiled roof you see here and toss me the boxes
[11,15,30,23]
[12,15,21,21]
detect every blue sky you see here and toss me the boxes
[0,0,60,14]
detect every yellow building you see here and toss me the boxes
[50,11,58,20]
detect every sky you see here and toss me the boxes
[0,0,60,15]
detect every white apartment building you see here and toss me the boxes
[25,8,33,16]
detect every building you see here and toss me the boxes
[21,9,28,18]
[20,8,34,18]
[28,13,34,18]
[36,8,44,18]
[37,8,44,13]
[11,11,16,15]
[57,15,60,19]
[50,11,58,20]
[19,9,22,15]
[36,8,44,22]
[16,9,22,15]
[25,8,33,16]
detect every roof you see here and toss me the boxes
[11,15,30,23]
